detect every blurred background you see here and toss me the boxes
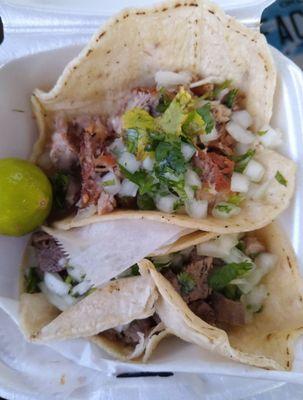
[0,0,302,69]
[261,0,303,69]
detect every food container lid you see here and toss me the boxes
[3,0,275,25]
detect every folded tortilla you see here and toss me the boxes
[138,222,303,370]
[31,0,296,233]
[20,263,166,361]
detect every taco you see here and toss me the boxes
[21,224,303,369]
[20,233,166,361]
[31,0,295,233]
[139,223,303,370]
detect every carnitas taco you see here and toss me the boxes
[31,0,295,233]
[20,232,166,361]
[20,224,303,370]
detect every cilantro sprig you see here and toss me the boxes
[275,171,287,187]
[208,261,253,291]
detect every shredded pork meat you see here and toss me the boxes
[194,150,234,192]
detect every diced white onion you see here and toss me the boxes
[155,194,178,213]
[163,171,180,182]
[155,70,191,88]
[118,152,140,173]
[242,284,267,313]
[244,160,265,183]
[71,280,93,297]
[75,204,97,221]
[231,253,276,295]
[235,143,251,155]
[185,169,201,188]
[39,282,76,311]
[108,138,125,156]
[142,156,155,171]
[200,127,220,143]
[189,76,220,88]
[181,142,196,161]
[255,252,277,274]
[100,172,121,195]
[119,179,139,197]
[258,126,282,148]
[44,272,71,296]
[196,234,239,258]
[184,185,195,200]
[67,266,85,283]
[231,110,253,129]
[185,199,208,219]
[223,247,252,264]
[212,202,241,219]
[226,121,255,144]
[231,172,250,193]
[247,181,269,201]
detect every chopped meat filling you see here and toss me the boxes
[194,150,234,192]
[209,292,246,326]
[163,251,246,328]
[243,236,266,256]
[208,124,236,156]
[211,103,231,124]
[32,231,67,273]
[79,131,101,207]
[191,83,214,97]
[103,316,157,347]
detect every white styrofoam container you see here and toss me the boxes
[0,1,303,399]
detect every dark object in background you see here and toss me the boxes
[261,0,303,69]
[0,17,3,45]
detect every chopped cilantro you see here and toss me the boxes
[125,129,139,154]
[137,193,156,210]
[212,80,232,99]
[85,287,97,297]
[102,179,116,187]
[197,103,215,134]
[236,240,245,252]
[51,172,70,210]
[65,275,73,284]
[223,88,239,108]
[215,203,234,213]
[182,110,205,136]
[222,284,242,300]
[228,194,245,206]
[208,261,253,291]
[25,267,41,294]
[155,141,186,174]
[119,165,157,195]
[177,272,196,294]
[122,108,155,131]
[275,171,287,187]
[257,130,268,136]
[157,88,191,135]
[232,149,256,173]
[156,88,173,113]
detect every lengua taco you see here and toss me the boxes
[20,223,303,370]
[31,0,295,233]
[20,235,166,361]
